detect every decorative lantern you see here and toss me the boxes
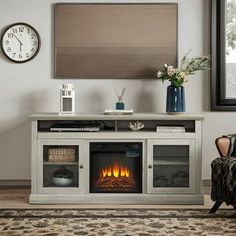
[60,84,75,114]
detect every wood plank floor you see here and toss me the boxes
[0,188,233,210]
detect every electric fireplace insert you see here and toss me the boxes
[90,142,142,193]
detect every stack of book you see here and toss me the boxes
[156,125,186,133]
[104,109,133,115]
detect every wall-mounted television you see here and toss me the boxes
[54,3,178,79]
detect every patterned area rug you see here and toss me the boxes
[0,208,236,236]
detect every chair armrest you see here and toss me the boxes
[215,136,230,157]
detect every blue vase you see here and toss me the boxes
[166,84,186,114]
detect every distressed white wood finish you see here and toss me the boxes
[30,113,204,204]
[29,194,204,205]
[195,120,203,194]
[38,132,196,140]
[31,120,38,194]
[30,113,204,121]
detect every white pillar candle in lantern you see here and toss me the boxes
[59,84,75,114]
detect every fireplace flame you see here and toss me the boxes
[101,163,130,178]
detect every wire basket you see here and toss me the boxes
[48,147,76,162]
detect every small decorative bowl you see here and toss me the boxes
[52,176,73,186]
[52,166,74,186]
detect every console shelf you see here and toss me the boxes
[30,113,204,205]
[43,162,79,166]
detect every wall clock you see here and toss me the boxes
[0,22,41,63]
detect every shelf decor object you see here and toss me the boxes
[48,147,76,162]
[104,109,133,115]
[30,113,204,205]
[129,121,145,131]
[166,84,185,114]
[157,51,210,114]
[52,166,74,186]
[59,84,75,114]
[115,88,126,110]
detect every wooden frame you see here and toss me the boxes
[211,0,236,110]
[54,3,178,79]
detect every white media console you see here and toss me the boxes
[30,113,204,204]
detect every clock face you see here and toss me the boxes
[1,23,40,63]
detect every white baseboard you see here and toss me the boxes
[0,179,31,187]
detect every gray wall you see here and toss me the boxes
[0,0,234,180]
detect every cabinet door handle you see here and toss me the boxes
[79,165,84,169]
[148,165,152,169]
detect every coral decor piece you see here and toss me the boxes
[129,121,145,131]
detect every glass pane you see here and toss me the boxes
[62,98,72,111]
[43,145,79,187]
[153,145,189,188]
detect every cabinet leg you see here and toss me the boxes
[209,201,223,213]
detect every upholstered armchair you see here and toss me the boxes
[210,135,236,213]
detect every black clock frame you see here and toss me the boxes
[0,22,41,63]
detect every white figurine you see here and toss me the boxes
[129,121,145,131]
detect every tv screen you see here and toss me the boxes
[55,4,178,79]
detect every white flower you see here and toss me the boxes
[180,72,188,83]
[167,66,175,76]
[156,52,209,86]
[157,71,163,78]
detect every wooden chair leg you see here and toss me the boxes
[209,201,223,213]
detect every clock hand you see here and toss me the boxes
[13,35,22,44]
[14,35,23,52]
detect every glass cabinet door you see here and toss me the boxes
[43,145,79,188]
[38,140,87,193]
[147,140,195,193]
